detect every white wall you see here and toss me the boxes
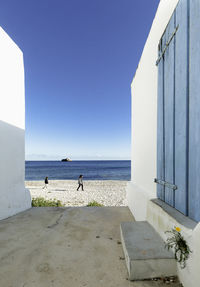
[127,1,200,286]
[0,27,31,220]
[147,200,200,287]
[127,0,180,220]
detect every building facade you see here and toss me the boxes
[0,27,31,220]
[127,0,200,286]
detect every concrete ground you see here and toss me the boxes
[0,207,182,287]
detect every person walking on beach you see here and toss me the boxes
[43,176,48,189]
[77,175,84,191]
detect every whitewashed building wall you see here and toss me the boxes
[0,27,31,220]
[126,1,200,286]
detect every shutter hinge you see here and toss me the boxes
[156,25,179,66]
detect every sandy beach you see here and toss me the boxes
[26,180,128,206]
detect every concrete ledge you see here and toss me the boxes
[151,199,197,229]
[120,221,177,280]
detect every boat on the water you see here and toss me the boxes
[61,157,72,162]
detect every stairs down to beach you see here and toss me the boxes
[120,221,177,281]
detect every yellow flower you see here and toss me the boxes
[175,227,181,232]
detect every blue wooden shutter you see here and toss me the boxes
[188,0,200,221]
[157,0,200,221]
[174,0,188,215]
[157,0,189,218]
[157,37,165,201]
[157,12,177,208]
[164,13,175,207]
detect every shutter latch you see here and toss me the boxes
[154,178,177,190]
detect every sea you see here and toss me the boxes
[25,160,131,181]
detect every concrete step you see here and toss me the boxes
[120,221,177,280]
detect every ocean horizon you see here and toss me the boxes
[25,160,131,181]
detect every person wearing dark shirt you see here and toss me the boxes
[77,175,84,191]
[43,176,48,189]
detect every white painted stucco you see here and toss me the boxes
[0,27,31,220]
[127,1,200,286]
[127,0,180,217]
[147,200,200,287]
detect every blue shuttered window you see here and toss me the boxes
[157,0,200,222]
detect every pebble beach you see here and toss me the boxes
[25,180,128,206]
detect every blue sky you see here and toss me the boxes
[0,0,159,160]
